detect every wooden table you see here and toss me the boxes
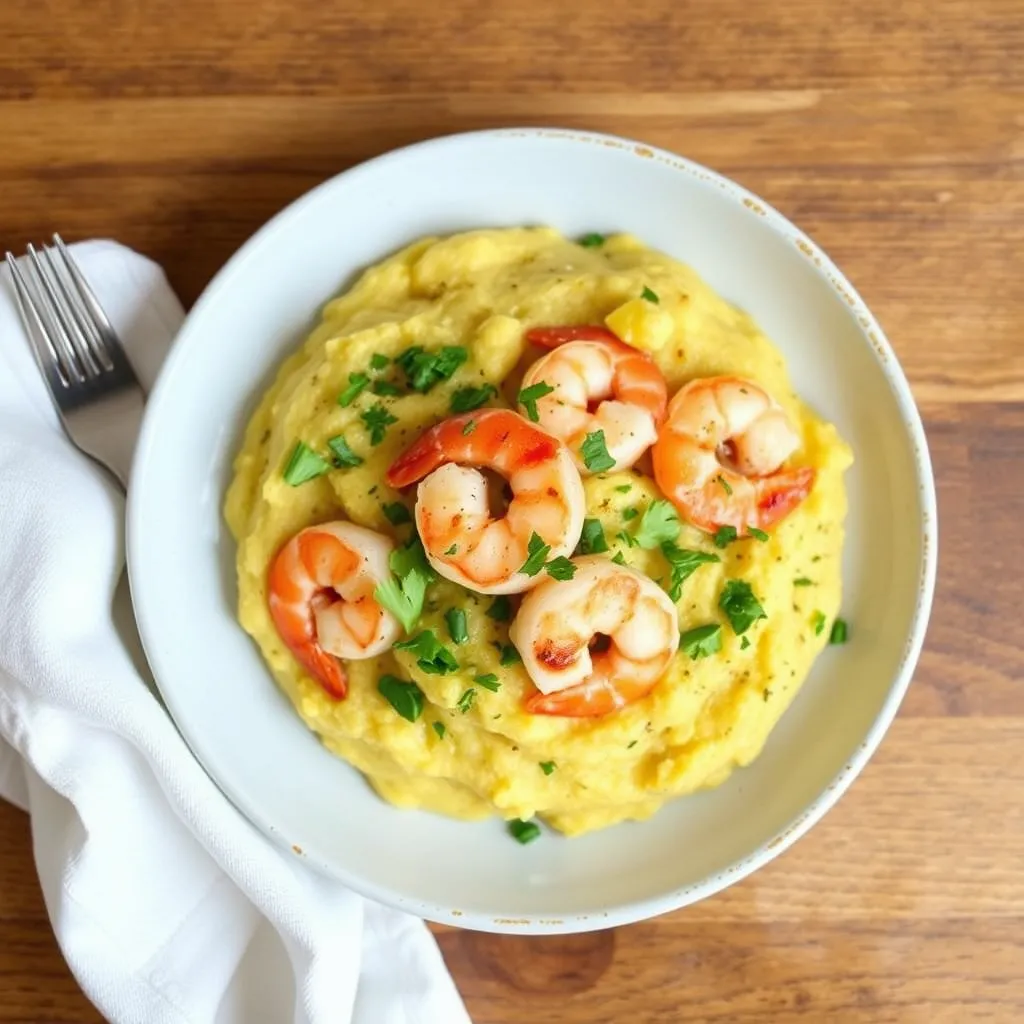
[2,1,1022,1020]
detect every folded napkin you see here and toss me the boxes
[0,242,472,1024]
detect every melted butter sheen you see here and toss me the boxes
[224,227,853,837]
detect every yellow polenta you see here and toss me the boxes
[224,228,852,836]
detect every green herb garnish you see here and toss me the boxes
[394,630,459,674]
[486,596,512,622]
[829,618,848,644]
[713,525,738,548]
[519,532,551,576]
[371,379,403,397]
[580,430,615,473]
[660,543,720,601]
[611,551,627,566]
[499,644,521,666]
[545,556,577,581]
[456,688,476,714]
[361,403,398,445]
[811,610,827,636]
[615,484,632,493]
[740,635,751,649]
[748,527,769,542]
[445,608,469,645]
[450,384,496,413]
[432,721,446,739]
[794,577,814,587]
[444,543,458,555]
[579,233,605,248]
[475,673,501,692]
[622,507,639,521]
[326,435,363,468]
[337,372,370,407]
[641,285,659,304]
[679,623,723,660]
[578,518,609,555]
[717,475,733,495]
[282,441,331,486]
[508,819,541,844]
[370,353,390,371]
[634,499,681,548]
[539,761,556,775]
[616,529,639,548]
[518,381,555,422]
[462,419,477,435]
[377,675,424,722]
[374,542,432,633]
[382,502,411,526]
[719,580,767,635]
[396,345,468,393]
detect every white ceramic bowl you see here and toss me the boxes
[127,129,937,934]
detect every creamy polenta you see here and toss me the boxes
[224,228,852,837]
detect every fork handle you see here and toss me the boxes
[71,388,146,489]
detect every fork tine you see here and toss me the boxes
[52,235,125,372]
[40,242,115,373]
[29,244,104,379]
[4,250,83,386]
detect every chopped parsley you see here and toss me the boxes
[641,285,660,304]
[444,543,458,556]
[829,618,848,645]
[382,501,411,526]
[545,556,577,581]
[679,623,723,660]
[486,596,512,622]
[371,379,403,397]
[475,673,501,692]
[394,630,459,674]
[337,372,370,407]
[719,580,767,635]
[396,345,468,393]
[740,635,751,650]
[579,232,605,248]
[713,525,738,548]
[811,610,827,636]
[461,419,477,435]
[748,527,769,542]
[499,644,521,666]
[370,353,390,371]
[377,676,424,722]
[456,688,476,714]
[539,761,556,775]
[717,474,733,495]
[611,551,627,566]
[508,819,541,844]
[617,529,639,548]
[518,380,555,422]
[361,403,398,445]
[282,441,330,486]
[622,507,639,521]
[660,543,720,601]
[445,608,469,645]
[615,484,633,494]
[519,532,551,576]
[326,435,363,468]
[432,721,446,739]
[580,430,615,473]
[578,518,609,555]
[450,384,496,413]
[374,540,432,632]
[794,577,814,587]
[634,500,681,548]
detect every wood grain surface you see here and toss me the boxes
[1,0,1021,1020]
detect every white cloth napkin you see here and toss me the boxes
[0,241,472,1024]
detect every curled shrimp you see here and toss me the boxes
[267,521,401,698]
[386,408,585,595]
[651,375,815,536]
[510,555,680,717]
[521,325,668,473]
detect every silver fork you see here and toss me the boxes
[4,235,145,489]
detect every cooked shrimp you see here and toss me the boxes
[510,555,679,718]
[268,521,401,699]
[386,408,585,595]
[521,325,668,473]
[652,375,815,536]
